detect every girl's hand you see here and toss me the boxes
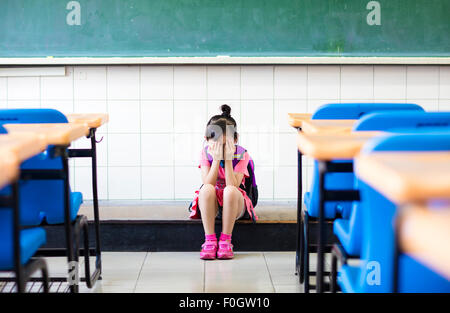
[224,137,235,161]
[208,140,223,160]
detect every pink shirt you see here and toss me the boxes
[199,147,250,189]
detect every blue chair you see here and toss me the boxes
[0,150,49,292]
[354,111,450,132]
[0,109,99,292]
[337,133,450,292]
[312,103,424,120]
[304,103,425,219]
[334,112,450,258]
[300,103,424,291]
[0,109,83,225]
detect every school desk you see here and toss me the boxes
[396,204,450,282]
[355,151,450,204]
[66,113,109,276]
[301,119,358,135]
[287,113,312,129]
[3,123,89,146]
[296,130,384,292]
[297,132,383,161]
[66,113,109,129]
[3,123,91,292]
[0,150,19,190]
[0,133,47,163]
[288,112,366,290]
[287,112,312,282]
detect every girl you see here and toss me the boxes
[189,104,258,260]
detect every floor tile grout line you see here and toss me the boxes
[262,252,276,293]
[132,251,149,293]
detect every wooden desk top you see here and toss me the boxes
[4,123,89,146]
[0,133,47,162]
[66,113,109,129]
[0,150,19,190]
[297,131,382,160]
[287,113,312,128]
[398,203,450,280]
[355,151,450,204]
[302,119,358,134]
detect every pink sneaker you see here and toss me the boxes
[217,240,234,259]
[200,240,217,260]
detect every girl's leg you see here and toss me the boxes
[221,186,245,235]
[198,184,219,235]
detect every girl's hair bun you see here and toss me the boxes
[220,104,231,117]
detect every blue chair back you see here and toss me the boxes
[0,108,68,124]
[354,111,450,131]
[305,103,424,219]
[0,108,76,225]
[312,103,423,120]
[353,133,450,292]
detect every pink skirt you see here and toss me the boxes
[189,185,258,221]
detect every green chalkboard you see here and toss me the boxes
[0,0,449,57]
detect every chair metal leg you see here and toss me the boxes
[296,150,303,278]
[331,253,338,293]
[316,161,327,293]
[73,215,101,288]
[62,151,78,293]
[298,215,305,283]
[11,182,24,293]
[303,212,310,293]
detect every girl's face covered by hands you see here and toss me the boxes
[224,135,235,160]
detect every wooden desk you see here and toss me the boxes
[355,152,450,204]
[288,113,312,129]
[3,123,89,146]
[302,119,358,135]
[66,113,109,129]
[297,131,382,161]
[0,150,19,190]
[398,203,450,280]
[0,133,47,162]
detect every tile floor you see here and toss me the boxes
[0,252,330,293]
[88,251,316,293]
[1,252,331,293]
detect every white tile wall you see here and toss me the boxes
[0,77,7,99]
[2,65,448,201]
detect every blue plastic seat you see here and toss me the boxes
[305,103,424,219]
[337,133,450,292]
[0,211,46,270]
[354,111,450,131]
[333,202,362,256]
[334,113,450,258]
[0,108,83,225]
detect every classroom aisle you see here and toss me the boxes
[81,252,332,293]
[0,252,327,293]
[0,252,332,293]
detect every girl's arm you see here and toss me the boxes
[201,161,220,185]
[224,161,244,187]
[201,141,222,185]
[224,138,244,187]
